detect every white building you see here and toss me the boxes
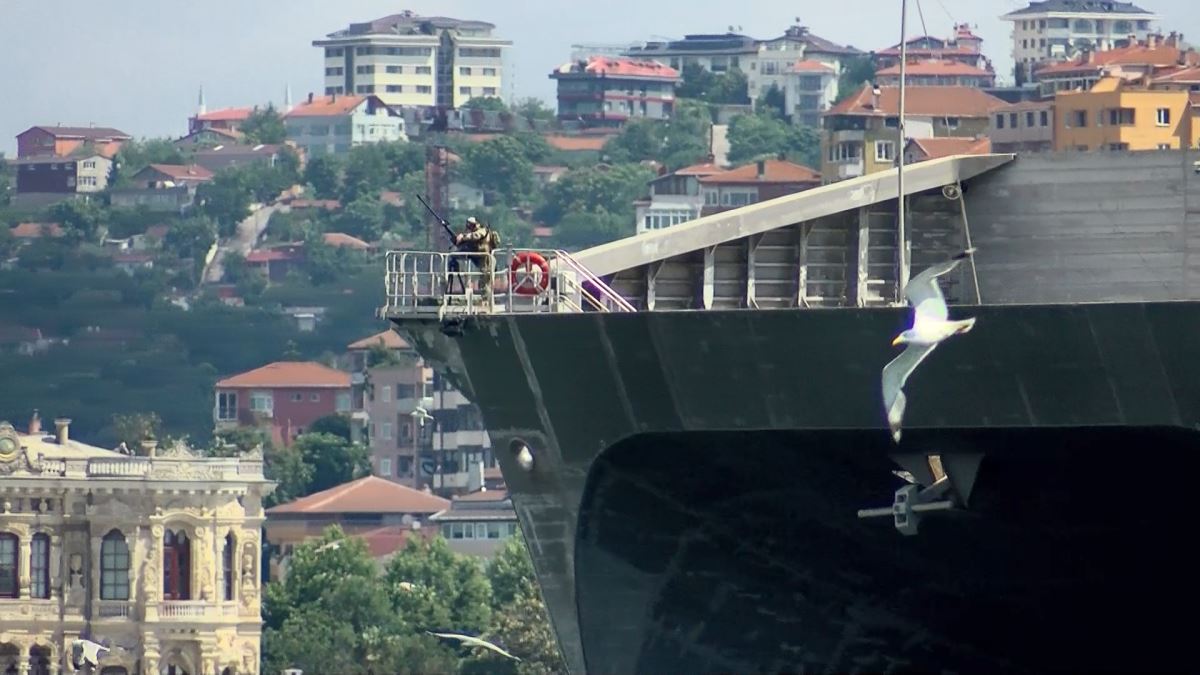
[1001,0,1160,81]
[313,10,512,110]
[635,160,722,235]
[284,93,406,157]
[783,60,840,127]
[0,416,273,675]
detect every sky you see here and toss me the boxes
[1,0,1197,156]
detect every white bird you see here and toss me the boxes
[315,540,342,553]
[71,637,110,670]
[425,631,522,661]
[882,248,978,444]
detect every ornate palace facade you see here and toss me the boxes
[0,415,274,675]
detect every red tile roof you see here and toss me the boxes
[826,84,1008,117]
[675,162,725,176]
[358,526,426,558]
[21,125,130,140]
[286,95,368,117]
[532,226,555,238]
[876,59,994,77]
[908,136,993,161]
[553,56,680,80]
[217,361,350,389]
[322,232,370,249]
[1154,66,1200,84]
[144,225,170,240]
[347,329,410,351]
[266,476,449,515]
[543,135,611,151]
[1035,46,1185,76]
[245,249,302,263]
[791,60,836,73]
[144,163,214,182]
[195,107,254,122]
[699,159,820,185]
[10,223,64,238]
[288,198,342,210]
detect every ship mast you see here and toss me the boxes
[897,0,911,292]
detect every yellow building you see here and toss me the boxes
[1054,77,1195,151]
[0,416,273,675]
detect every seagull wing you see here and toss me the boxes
[904,249,974,324]
[426,631,522,662]
[882,343,938,443]
[71,641,84,669]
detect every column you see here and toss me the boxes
[49,534,62,600]
[18,534,31,600]
[90,534,103,605]
[16,643,30,675]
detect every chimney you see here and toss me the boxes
[756,159,766,178]
[28,410,41,435]
[54,418,71,445]
[141,438,158,457]
[307,91,314,104]
[1146,33,1159,48]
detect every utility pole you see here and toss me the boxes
[897,0,911,293]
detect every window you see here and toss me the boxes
[324,67,343,76]
[417,85,432,94]
[355,85,376,94]
[875,140,895,162]
[1108,143,1130,151]
[325,47,344,58]
[1071,110,1087,127]
[1157,108,1171,126]
[459,66,473,76]
[355,65,375,75]
[380,457,392,476]
[0,533,16,598]
[386,85,403,93]
[336,392,351,412]
[1158,143,1172,150]
[1026,112,1036,127]
[460,47,501,58]
[291,393,303,403]
[223,532,235,602]
[945,116,960,129]
[380,385,391,403]
[1009,113,1018,128]
[397,456,412,475]
[1108,108,1134,125]
[400,422,412,441]
[483,67,497,76]
[381,423,393,440]
[83,160,96,169]
[386,65,403,74]
[487,522,502,539]
[459,86,472,95]
[163,529,191,600]
[995,114,1005,129]
[31,533,49,599]
[483,87,497,96]
[416,66,432,75]
[100,530,130,600]
[249,391,272,414]
[1040,110,1049,126]
[310,393,320,402]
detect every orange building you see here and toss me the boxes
[1055,77,1195,151]
[15,125,130,159]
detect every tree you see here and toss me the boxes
[49,199,107,243]
[340,142,424,203]
[537,163,654,246]
[677,64,750,104]
[264,442,311,504]
[241,105,288,145]
[308,414,351,441]
[334,196,387,243]
[463,137,536,204]
[111,139,186,187]
[0,225,15,259]
[602,99,711,170]
[462,96,508,112]
[487,534,536,607]
[472,578,566,675]
[304,155,342,199]
[111,412,163,448]
[0,157,11,207]
[513,97,556,123]
[756,84,787,119]
[727,113,821,168]
[837,56,877,103]
[383,537,493,634]
[197,170,253,237]
[291,432,370,494]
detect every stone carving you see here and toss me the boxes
[158,439,197,459]
[142,548,158,603]
[242,646,258,675]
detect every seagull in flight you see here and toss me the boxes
[426,631,521,661]
[71,637,110,670]
[882,248,978,443]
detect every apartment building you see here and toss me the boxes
[1002,0,1160,81]
[284,93,406,157]
[875,24,990,71]
[1055,77,1196,151]
[313,10,511,110]
[785,61,840,127]
[635,160,723,234]
[550,56,681,127]
[14,154,111,196]
[0,416,272,675]
[698,159,821,216]
[213,361,352,447]
[15,125,130,160]
[990,100,1057,152]
[1032,33,1195,97]
[875,60,997,88]
[821,85,1008,182]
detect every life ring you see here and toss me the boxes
[509,252,550,295]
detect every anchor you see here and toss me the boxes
[857,451,983,536]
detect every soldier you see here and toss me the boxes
[454,217,498,297]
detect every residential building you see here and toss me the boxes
[345,330,433,486]
[284,93,406,157]
[904,136,993,164]
[990,100,1057,152]
[188,106,254,136]
[876,60,998,88]
[8,223,64,241]
[570,42,642,61]
[1054,77,1195,151]
[635,160,723,234]
[313,10,511,110]
[430,485,520,559]
[264,476,447,578]
[14,154,112,194]
[783,60,839,127]
[624,23,860,107]
[130,164,214,188]
[110,164,213,213]
[244,245,305,282]
[425,371,495,496]
[15,125,130,159]
[1152,62,1200,90]
[192,144,291,174]
[0,416,272,675]
[175,127,244,149]
[1001,0,1160,81]
[820,85,1008,182]
[876,24,992,71]
[698,159,821,216]
[213,361,352,446]
[550,56,681,127]
[1032,34,1196,97]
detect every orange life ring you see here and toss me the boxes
[509,252,550,295]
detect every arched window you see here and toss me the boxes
[163,529,191,600]
[31,533,50,599]
[223,532,235,602]
[29,646,51,675]
[0,533,17,598]
[100,530,130,600]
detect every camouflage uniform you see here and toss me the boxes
[456,218,495,295]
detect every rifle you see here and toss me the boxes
[415,194,458,247]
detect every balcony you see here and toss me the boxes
[160,600,209,619]
[96,601,133,619]
[433,430,490,451]
[836,160,865,180]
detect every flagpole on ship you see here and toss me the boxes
[897,0,911,292]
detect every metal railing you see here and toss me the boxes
[381,248,636,318]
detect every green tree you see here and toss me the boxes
[677,64,750,104]
[537,163,654,246]
[837,55,876,102]
[462,96,508,111]
[308,414,351,441]
[264,442,311,504]
[487,534,536,607]
[111,412,163,449]
[292,431,370,494]
[0,224,15,259]
[241,105,288,145]
[513,97,557,123]
[341,142,424,203]
[0,157,12,206]
[384,536,493,634]
[463,136,537,204]
[304,155,342,199]
[197,170,252,236]
[756,84,787,119]
[334,195,387,243]
[603,99,711,170]
[111,138,186,187]
[727,113,821,168]
[49,199,107,243]
[473,578,566,675]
